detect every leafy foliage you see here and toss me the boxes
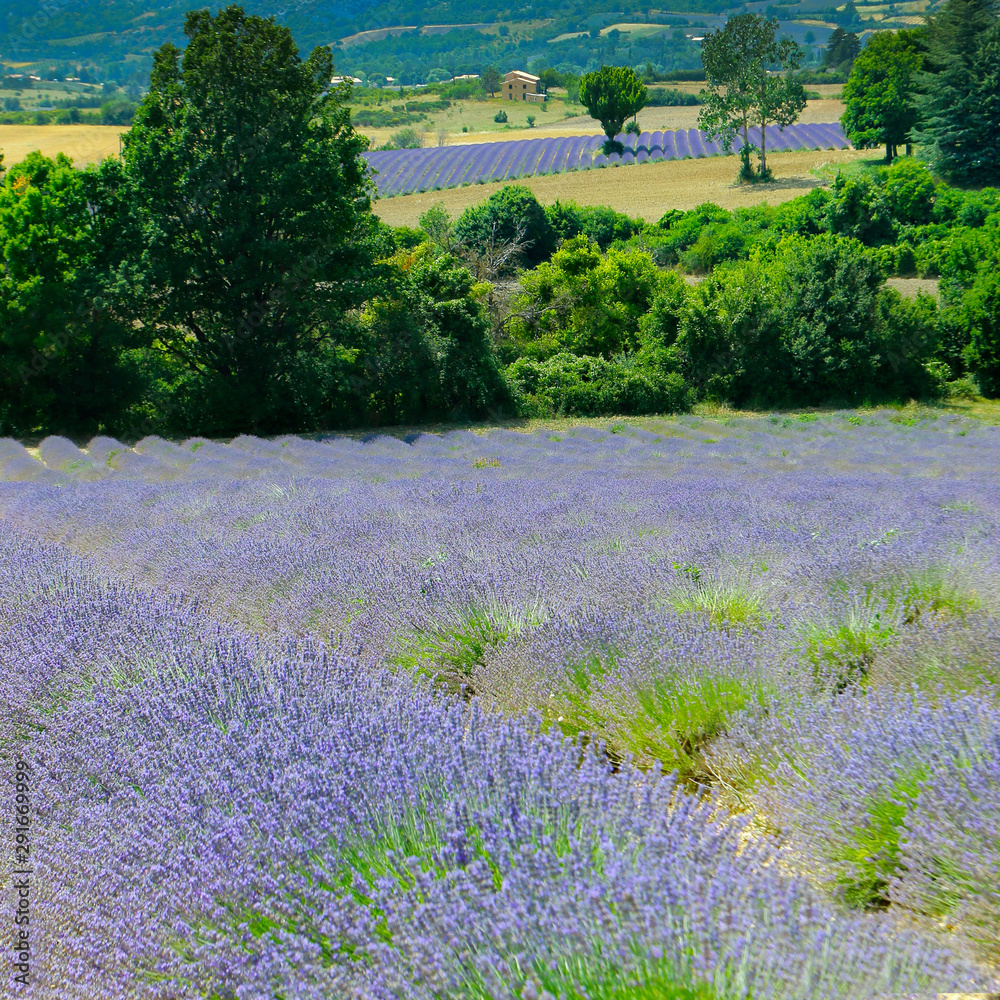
[699,14,807,181]
[0,153,145,436]
[579,65,649,151]
[506,351,690,418]
[355,248,511,425]
[959,268,1000,395]
[453,185,556,271]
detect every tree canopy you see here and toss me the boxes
[579,66,648,153]
[121,4,376,433]
[698,14,807,182]
[824,28,861,71]
[480,66,501,96]
[841,29,925,163]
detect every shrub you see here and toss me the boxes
[778,236,898,402]
[960,269,1000,395]
[356,248,511,425]
[882,157,936,226]
[826,171,895,245]
[679,221,753,273]
[647,203,732,266]
[506,352,690,417]
[454,185,556,270]
[384,127,422,149]
[673,258,783,404]
[507,238,665,360]
[646,87,701,107]
[493,109,508,123]
[673,236,940,407]
[544,201,641,250]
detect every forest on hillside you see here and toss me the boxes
[2,0,916,81]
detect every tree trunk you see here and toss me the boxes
[760,122,767,178]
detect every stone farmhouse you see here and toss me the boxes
[504,70,545,103]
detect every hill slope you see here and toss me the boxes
[2,0,742,62]
[2,0,944,83]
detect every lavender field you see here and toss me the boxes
[364,124,850,198]
[2,411,999,999]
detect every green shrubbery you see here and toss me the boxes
[4,43,1000,442]
[453,185,557,270]
[482,183,960,413]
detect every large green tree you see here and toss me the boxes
[121,4,377,434]
[698,14,807,182]
[579,66,648,154]
[913,0,1000,184]
[841,30,925,163]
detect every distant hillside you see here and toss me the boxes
[1,0,943,85]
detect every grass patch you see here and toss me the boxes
[553,652,771,783]
[670,580,768,630]
[393,600,545,692]
[888,564,981,623]
[617,673,772,783]
[834,765,928,910]
[800,612,896,693]
[510,951,733,1000]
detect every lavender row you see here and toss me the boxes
[2,413,1000,991]
[363,123,851,197]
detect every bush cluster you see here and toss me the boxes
[424,169,997,416]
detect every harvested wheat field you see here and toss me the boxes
[0,125,128,166]
[373,146,873,227]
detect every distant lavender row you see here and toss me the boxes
[364,123,850,197]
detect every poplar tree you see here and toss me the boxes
[698,14,806,182]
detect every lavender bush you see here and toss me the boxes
[2,410,999,996]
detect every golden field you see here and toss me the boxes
[372,146,873,227]
[0,125,128,166]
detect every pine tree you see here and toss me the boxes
[966,21,1000,183]
[913,0,999,182]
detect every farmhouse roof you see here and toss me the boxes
[504,70,540,82]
